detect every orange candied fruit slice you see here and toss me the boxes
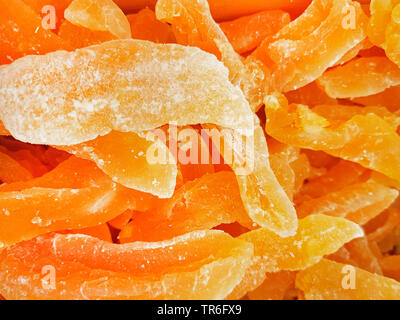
[0,230,253,299]
[64,0,131,39]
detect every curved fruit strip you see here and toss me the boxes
[155,0,267,111]
[58,20,116,48]
[0,230,253,299]
[333,39,373,67]
[264,94,400,182]
[0,156,155,247]
[127,8,175,43]
[296,258,400,300]
[228,214,363,299]
[119,171,253,243]
[219,10,291,54]
[284,82,338,106]
[296,181,399,225]
[317,57,400,98]
[64,0,131,39]
[0,150,33,183]
[71,223,113,242]
[367,205,400,242]
[203,123,298,237]
[328,237,383,275]
[59,131,177,198]
[0,39,253,146]
[247,271,296,300]
[0,0,72,64]
[249,0,368,92]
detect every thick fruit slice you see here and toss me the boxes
[0,0,71,64]
[127,8,175,43]
[0,230,253,299]
[59,131,177,198]
[64,0,131,39]
[0,156,154,247]
[219,10,290,54]
[228,214,363,299]
[297,181,399,225]
[296,259,400,300]
[119,171,253,243]
[156,0,267,111]
[0,39,253,145]
[318,57,400,98]
[264,94,400,182]
[249,0,368,92]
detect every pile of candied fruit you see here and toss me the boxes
[0,0,400,300]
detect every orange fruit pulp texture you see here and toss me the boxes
[381,255,400,281]
[264,94,400,183]
[154,0,297,236]
[296,259,400,300]
[0,0,72,64]
[64,0,131,39]
[118,171,253,243]
[219,10,291,54]
[317,57,400,98]
[247,271,296,300]
[0,39,253,146]
[114,0,312,21]
[0,156,155,247]
[296,181,399,225]
[58,131,178,198]
[0,230,253,299]
[227,214,363,299]
[0,150,33,183]
[352,85,400,113]
[248,0,368,92]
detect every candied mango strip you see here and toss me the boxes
[367,205,400,242]
[59,131,177,198]
[58,20,116,48]
[127,8,175,43]
[0,230,253,299]
[285,82,338,106]
[0,151,33,183]
[119,171,253,243]
[296,259,400,300]
[0,39,253,145]
[367,0,394,46]
[228,214,363,299]
[219,10,291,54]
[64,0,131,39]
[203,123,298,237]
[156,0,267,110]
[249,0,368,92]
[318,57,400,98]
[264,94,400,182]
[0,0,72,64]
[247,271,296,300]
[297,181,399,225]
[0,156,154,247]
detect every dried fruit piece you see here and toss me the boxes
[64,0,131,39]
[72,223,113,242]
[297,181,399,225]
[156,0,267,110]
[58,20,116,48]
[296,259,400,300]
[219,10,290,54]
[264,94,400,182]
[0,150,33,183]
[0,230,253,299]
[127,8,175,43]
[0,156,154,247]
[366,204,400,242]
[228,214,363,299]
[381,255,400,281]
[119,171,253,243]
[0,39,253,145]
[0,0,71,64]
[59,131,177,198]
[318,57,400,98]
[285,82,337,106]
[249,0,368,92]
[352,85,400,113]
[247,271,296,300]
[0,122,8,135]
